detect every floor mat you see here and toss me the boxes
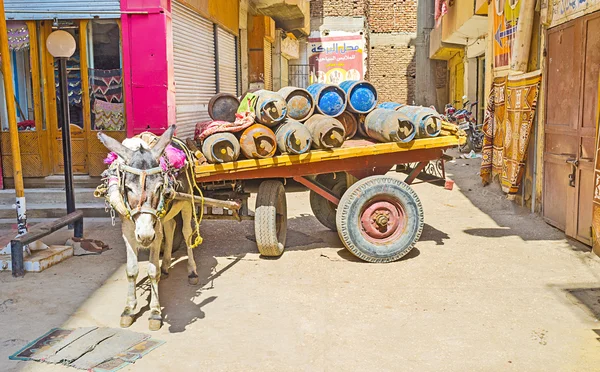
[9,327,164,371]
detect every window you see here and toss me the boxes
[88,20,124,131]
[53,22,83,129]
[0,21,35,132]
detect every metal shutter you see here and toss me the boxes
[5,0,120,20]
[172,1,216,140]
[217,28,237,95]
[264,39,273,90]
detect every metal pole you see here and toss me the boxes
[58,57,76,220]
[0,0,27,276]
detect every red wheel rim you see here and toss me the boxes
[359,197,406,244]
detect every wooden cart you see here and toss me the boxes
[194,136,461,263]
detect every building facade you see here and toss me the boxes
[307,0,418,104]
[0,0,309,185]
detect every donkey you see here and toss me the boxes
[98,125,200,331]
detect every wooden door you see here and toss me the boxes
[544,13,598,245]
[43,21,89,174]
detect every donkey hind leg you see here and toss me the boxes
[181,205,199,285]
[161,218,176,277]
[148,233,164,331]
[121,231,139,328]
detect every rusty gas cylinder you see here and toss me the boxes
[278,87,315,122]
[336,111,358,139]
[304,114,346,149]
[208,93,240,122]
[356,113,368,138]
[239,124,277,159]
[396,105,442,138]
[201,132,240,164]
[275,120,313,155]
[364,108,416,143]
[253,90,288,127]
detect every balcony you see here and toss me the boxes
[441,0,487,44]
[429,20,464,60]
[250,0,309,35]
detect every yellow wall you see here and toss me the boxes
[179,0,239,35]
[442,0,475,41]
[448,51,465,107]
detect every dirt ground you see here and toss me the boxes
[2,151,600,372]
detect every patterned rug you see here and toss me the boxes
[481,71,542,194]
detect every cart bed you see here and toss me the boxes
[194,136,460,182]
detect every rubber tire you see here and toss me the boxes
[310,180,346,231]
[336,175,424,263]
[255,180,287,256]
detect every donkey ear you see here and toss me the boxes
[98,132,133,163]
[151,125,176,159]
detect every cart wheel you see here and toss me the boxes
[336,176,424,263]
[310,179,346,231]
[255,180,287,256]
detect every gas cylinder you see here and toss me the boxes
[306,83,347,117]
[239,124,277,159]
[378,102,406,111]
[364,108,416,143]
[396,105,442,138]
[208,93,239,122]
[278,87,315,122]
[336,111,358,139]
[201,132,240,163]
[304,114,346,149]
[274,120,313,155]
[339,80,378,114]
[356,113,368,138]
[253,90,288,127]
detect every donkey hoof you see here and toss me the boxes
[161,270,169,279]
[188,273,199,285]
[148,313,162,331]
[120,311,134,328]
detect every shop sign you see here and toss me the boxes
[308,33,365,84]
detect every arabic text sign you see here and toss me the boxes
[308,35,364,84]
[551,0,600,27]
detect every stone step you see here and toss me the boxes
[0,203,110,219]
[0,188,100,205]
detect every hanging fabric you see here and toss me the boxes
[6,21,29,51]
[93,100,125,131]
[480,71,542,194]
[89,68,123,103]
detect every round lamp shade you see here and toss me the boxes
[46,30,76,58]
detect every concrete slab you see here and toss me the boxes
[0,245,72,272]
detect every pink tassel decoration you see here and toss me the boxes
[162,145,186,170]
[104,152,118,165]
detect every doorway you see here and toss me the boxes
[543,12,599,245]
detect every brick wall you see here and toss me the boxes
[310,0,418,104]
[310,0,367,18]
[369,45,416,103]
[368,0,418,33]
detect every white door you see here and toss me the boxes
[172,1,216,139]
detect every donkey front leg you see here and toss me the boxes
[148,234,163,331]
[121,229,139,328]
[181,206,199,285]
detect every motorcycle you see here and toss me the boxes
[443,98,483,153]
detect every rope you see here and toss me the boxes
[174,137,204,249]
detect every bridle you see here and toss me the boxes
[118,164,170,220]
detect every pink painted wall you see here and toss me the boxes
[121,0,175,136]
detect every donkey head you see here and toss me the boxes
[98,125,176,247]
